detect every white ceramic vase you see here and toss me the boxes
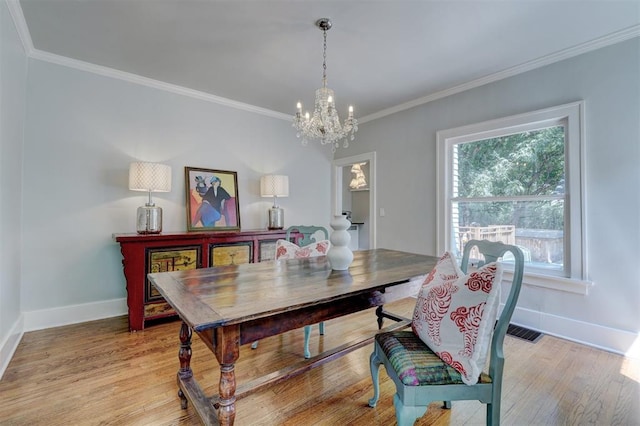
[327,215,354,270]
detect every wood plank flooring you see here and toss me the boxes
[1,298,638,425]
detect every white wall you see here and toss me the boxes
[0,0,27,375]
[19,59,332,326]
[340,38,640,355]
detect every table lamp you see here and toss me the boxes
[260,175,289,229]
[129,162,172,234]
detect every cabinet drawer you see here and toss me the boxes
[210,242,253,266]
[258,239,281,262]
[145,245,201,303]
[144,302,175,319]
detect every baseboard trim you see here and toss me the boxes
[3,298,637,381]
[22,298,128,332]
[0,314,24,380]
[511,306,640,358]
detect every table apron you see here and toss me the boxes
[235,279,419,345]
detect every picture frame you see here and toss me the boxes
[185,167,241,232]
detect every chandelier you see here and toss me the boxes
[293,18,358,152]
[349,162,368,190]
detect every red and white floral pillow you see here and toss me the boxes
[411,252,503,385]
[275,239,330,260]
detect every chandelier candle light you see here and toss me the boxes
[293,18,358,152]
[129,162,172,234]
[260,175,289,229]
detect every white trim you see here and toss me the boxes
[510,305,640,359]
[5,0,33,54]
[5,0,638,124]
[360,25,640,124]
[577,102,588,280]
[437,101,586,284]
[23,298,127,332]
[0,314,24,380]
[333,152,377,249]
[5,1,291,120]
[30,49,292,120]
[3,296,636,384]
[501,269,592,295]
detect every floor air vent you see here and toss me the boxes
[506,324,543,343]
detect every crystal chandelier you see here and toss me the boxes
[293,18,358,152]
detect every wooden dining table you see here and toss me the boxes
[148,248,438,425]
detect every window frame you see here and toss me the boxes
[436,101,590,294]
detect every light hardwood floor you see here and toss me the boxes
[1,298,638,425]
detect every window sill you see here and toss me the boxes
[502,270,592,295]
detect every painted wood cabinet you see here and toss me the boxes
[113,229,296,331]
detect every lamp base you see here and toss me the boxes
[267,206,284,230]
[136,204,163,234]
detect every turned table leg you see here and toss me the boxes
[218,363,237,425]
[178,322,193,409]
[212,325,240,426]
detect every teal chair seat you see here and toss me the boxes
[375,331,492,386]
[368,239,524,426]
[251,225,329,359]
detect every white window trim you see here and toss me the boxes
[436,101,592,295]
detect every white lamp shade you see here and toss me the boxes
[260,175,289,197]
[129,162,172,192]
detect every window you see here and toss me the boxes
[437,102,589,294]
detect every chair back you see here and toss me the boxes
[286,225,329,247]
[460,239,525,386]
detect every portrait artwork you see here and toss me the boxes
[185,167,241,231]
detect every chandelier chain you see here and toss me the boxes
[322,28,327,88]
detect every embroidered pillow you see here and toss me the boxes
[275,239,330,260]
[411,252,503,385]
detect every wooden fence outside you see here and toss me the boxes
[457,225,561,264]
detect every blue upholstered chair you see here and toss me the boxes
[368,240,524,426]
[251,225,330,358]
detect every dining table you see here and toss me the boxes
[148,248,438,425]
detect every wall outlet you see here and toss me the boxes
[379,207,385,217]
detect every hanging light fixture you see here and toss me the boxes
[349,162,368,190]
[293,18,358,152]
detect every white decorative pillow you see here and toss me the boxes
[275,239,330,260]
[411,252,503,385]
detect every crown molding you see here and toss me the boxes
[359,24,640,124]
[6,0,34,54]
[5,1,290,120]
[28,48,292,120]
[6,0,638,124]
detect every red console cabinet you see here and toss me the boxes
[113,229,295,331]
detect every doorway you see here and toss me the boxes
[332,152,376,249]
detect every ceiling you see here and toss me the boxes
[16,1,640,121]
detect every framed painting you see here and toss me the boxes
[185,167,241,232]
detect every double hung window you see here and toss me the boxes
[437,102,588,293]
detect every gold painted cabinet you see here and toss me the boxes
[114,229,296,330]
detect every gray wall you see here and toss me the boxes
[338,38,640,352]
[1,8,638,376]
[0,1,27,373]
[19,59,333,319]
